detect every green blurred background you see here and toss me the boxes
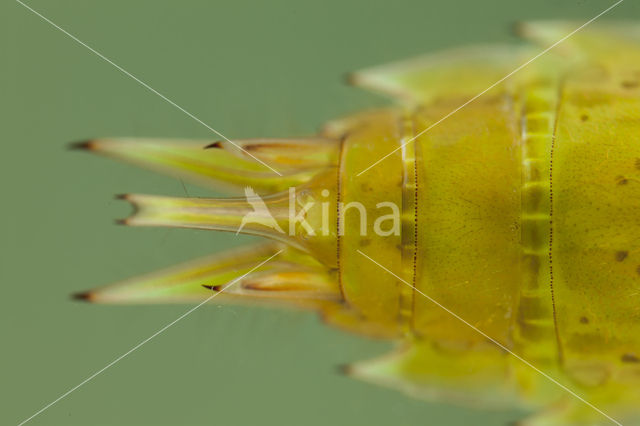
[2,1,638,425]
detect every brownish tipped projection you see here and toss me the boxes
[72,137,338,193]
[206,137,339,169]
[115,168,339,266]
[72,243,339,307]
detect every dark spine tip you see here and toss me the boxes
[511,21,526,37]
[114,218,128,225]
[336,364,352,376]
[344,72,358,86]
[202,284,223,292]
[68,140,95,151]
[72,291,94,302]
[204,141,223,149]
[114,193,129,200]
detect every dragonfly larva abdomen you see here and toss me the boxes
[74,21,640,425]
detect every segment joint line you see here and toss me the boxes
[356,249,622,426]
[356,0,624,176]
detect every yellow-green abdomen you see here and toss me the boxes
[552,68,640,391]
[405,62,640,409]
[412,92,523,346]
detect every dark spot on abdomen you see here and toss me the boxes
[615,251,629,262]
[615,176,629,186]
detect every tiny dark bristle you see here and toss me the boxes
[202,284,223,292]
[511,21,527,37]
[114,194,129,200]
[336,364,352,375]
[114,218,128,225]
[72,291,93,302]
[204,141,223,149]
[68,140,95,151]
[344,72,358,86]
